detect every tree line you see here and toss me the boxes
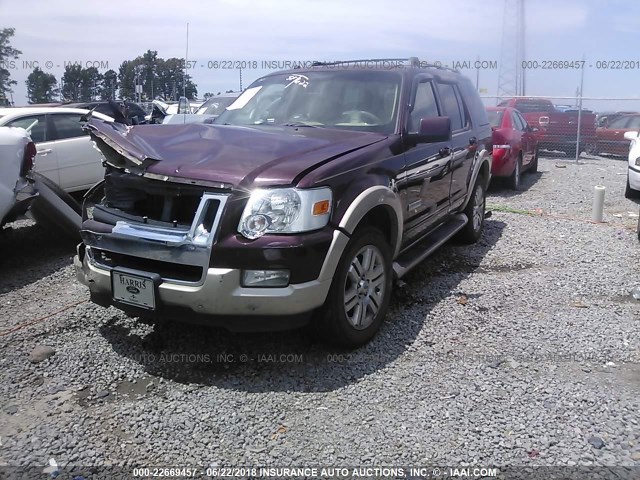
[1,28,198,105]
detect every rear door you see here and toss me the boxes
[48,113,105,192]
[3,114,60,185]
[436,82,475,206]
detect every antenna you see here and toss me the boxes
[183,22,189,124]
[184,22,189,100]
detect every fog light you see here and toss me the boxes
[241,270,290,287]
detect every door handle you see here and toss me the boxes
[37,149,52,155]
[439,147,451,157]
[469,136,477,145]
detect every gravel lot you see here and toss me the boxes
[0,154,639,477]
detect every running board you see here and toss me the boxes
[393,213,468,279]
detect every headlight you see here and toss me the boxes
[238,187,332,239]
[635,156,640,166]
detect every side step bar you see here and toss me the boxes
[392,213,468,279]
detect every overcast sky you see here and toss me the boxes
[1,0,639,109]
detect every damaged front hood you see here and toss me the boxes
[86,119,386,188]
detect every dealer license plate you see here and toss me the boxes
[111,271,156,310]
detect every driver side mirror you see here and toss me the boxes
[624,131,639,140]
[408,116,452,144]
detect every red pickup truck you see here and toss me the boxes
[498,98,597,156]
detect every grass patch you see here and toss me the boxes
[486,204,535,216]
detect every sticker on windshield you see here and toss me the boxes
[285,74,309,89]
[226,86,263,110]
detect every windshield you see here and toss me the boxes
[200,96,237,115]
[486,110,504,128]
[216,70,402,134]
[497,100,554,113]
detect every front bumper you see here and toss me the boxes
[75,243,333,315]
[2,178,37,225]
[629,165,640,192]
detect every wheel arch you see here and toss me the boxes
[337,185,403,257]
[463,149,491,210]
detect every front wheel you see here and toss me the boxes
[456,176,486,244]
[315,227,393,348]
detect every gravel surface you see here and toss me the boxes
[0,155,639,477]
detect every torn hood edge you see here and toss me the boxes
[86,118,233,190]
[86,118,153,169]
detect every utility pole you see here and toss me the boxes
[496,0,526,100]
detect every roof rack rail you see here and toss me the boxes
[308,57,458,72]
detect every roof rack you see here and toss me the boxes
[308,57,458,72]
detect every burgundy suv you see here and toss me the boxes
[75,58,492,347]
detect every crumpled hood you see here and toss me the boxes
[86,119,387,188]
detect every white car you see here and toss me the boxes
[0,107,113,193]
[624,130,640,199]
[0,126,37,228]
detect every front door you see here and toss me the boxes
[401,78,453,246]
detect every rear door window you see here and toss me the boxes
[627,116,640,130]
[6,115,47,142]
[607,116,631,129]
[436,83,466,131]
[50,113,88,140]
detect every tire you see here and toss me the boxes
[456,175,486,244]
[584,142,598,156]
[528,148,539,173]
[509,155,522,190]
[30,173,82,241]
[315,227,393,348]
[625,174,640,199]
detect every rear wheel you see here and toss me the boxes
[584,142,598,156]
[528,148,539,173]
[509,155,522,190]
[456,176,486,244]
[315,227,393,348]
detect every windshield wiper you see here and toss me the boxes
[280,122,322,128]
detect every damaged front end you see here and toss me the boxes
[74,118,331,326]
[78,119,230,287]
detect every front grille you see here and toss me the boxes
[91,248,203,283]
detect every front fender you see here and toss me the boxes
[338,185,404,257]
[464,148,492,208]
